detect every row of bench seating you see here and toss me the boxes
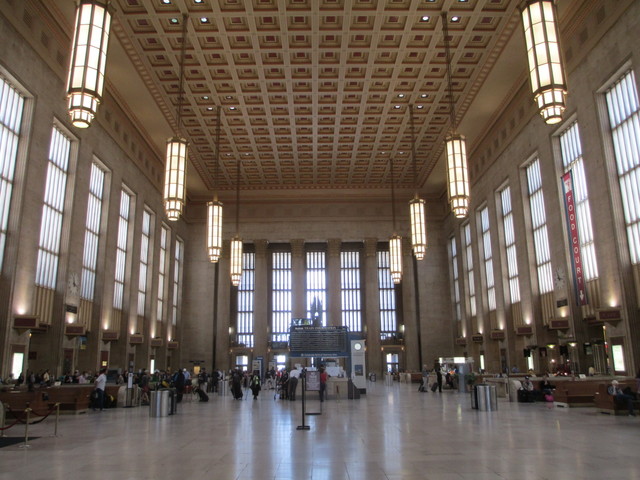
[0,385,126,416]
[514,378,638,415]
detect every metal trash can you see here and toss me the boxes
[168,388,177,414]
[347,379,361,399]
[218,379,227,396]
[150,389,170,417]
[476,384,498,411]
[471,385,479,409]
[385,374,394,386]
[369,372,376,382]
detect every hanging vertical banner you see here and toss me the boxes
[561,171,587,305]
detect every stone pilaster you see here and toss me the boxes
[215,239,232,370]
[253,239,269,363]
[364,238,382,376]
[291,239,306,319]
[327,238,342,327]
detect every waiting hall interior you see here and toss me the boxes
[0,0,640,476]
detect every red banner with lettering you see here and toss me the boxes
[562,171,587,305]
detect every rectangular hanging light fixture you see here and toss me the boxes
[230,236,243,287]
[409,196,426,260]
[408,105,426,260]
[207,107,224,262]
[164,15,188,221]
[389,235,403,285]
[207,200,223,262]
[520,0,567,124]
[445,133,469,218]
[66,0,112,128]
[164,137,187,221]
[442,13,469,219]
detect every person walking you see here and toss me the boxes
[231,369,243,400]
[250,372,261,400]
[279,369,289,400]
[94,368,107,411]
[173,368,186,403]
[319,367,328,402]
[288,369,299,401]
[434,362,443,393]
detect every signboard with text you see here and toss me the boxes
[289,325,349,357]
[562,171,588,306]
[306,371,320,391]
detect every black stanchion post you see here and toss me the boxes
[296,370,310,431]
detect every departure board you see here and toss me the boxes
[289,325,349,357]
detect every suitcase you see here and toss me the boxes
[196,387,209,402]
[431,382,438,392]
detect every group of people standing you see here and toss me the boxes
[229,369,262,400]
[274,367,300,401]
[227,366,329,402]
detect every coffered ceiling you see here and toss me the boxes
[50,0,534,203]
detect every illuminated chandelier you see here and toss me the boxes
[164,15,188,221]
[207,106,223,262]
[442,12,469,219]
[66,0,112,128]
[520,0,567,125]
[408,105,426,260]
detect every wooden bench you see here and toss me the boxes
[44,386,93,414]
[594,381,639,415]
[552,380,601,407]
[0,390,50,418]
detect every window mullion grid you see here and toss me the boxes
[527,159,554,293]
[157,226,169,322]
[36,126,70,289]
[0,78,24,270]
[238,251,255,347]
[606,71,640,265]
[271,251,291,343]
[113,190,130,310]
[340,250,361,332]
[377,250,397,339]
[81,163,105,300]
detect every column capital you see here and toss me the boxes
[254,239,268,256]
[327,238,342,258]
[290,239,305,258]
[364,238,378,257]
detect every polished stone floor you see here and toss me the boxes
[1,381,639,480]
